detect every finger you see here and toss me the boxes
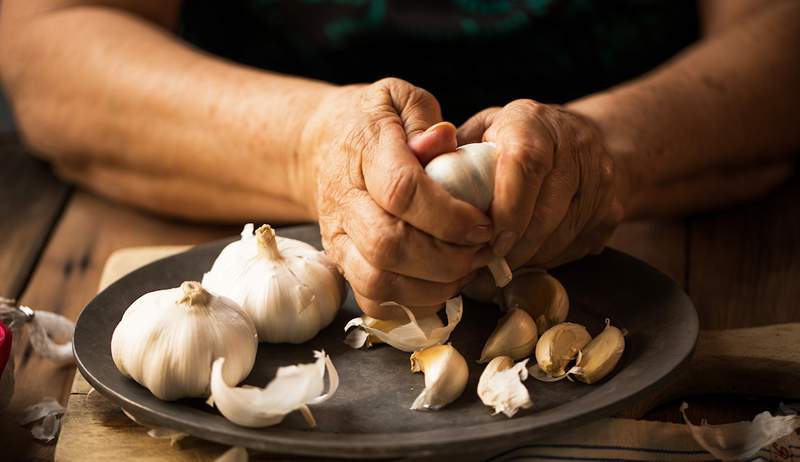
[341,190,493,282]
[485,100,556,259]
[408,121,458,166]
[353,290,443,320]
[331,233,467,306]
[456,108,500,145]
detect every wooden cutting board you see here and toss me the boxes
[54,246,800,462]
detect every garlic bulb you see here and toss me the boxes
[425,142,513,288]
[479,308,538,363]
[503,269,569,333]
[478,356,533,418]
[344,297,462,352]
[532,322,591,381]
[409,343,468,411]
[202,224,344,344]
[209,351,338,428]
[111,281,258,401]
[568,320,625,384]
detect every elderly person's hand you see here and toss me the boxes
[458,100,626,271]
[300,78,495,319]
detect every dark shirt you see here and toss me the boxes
[180,0,698,123]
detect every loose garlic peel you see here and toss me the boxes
[477,356,533,418]
[409,344,468,411]
[202,224,344,344]
[111,281,258,401]
[424,142,512,288]
[567,320,625,384]
[344,297,462,352]
[479,308,538,363]
[532,322,591,381]
[209,351,338,428]
[503,269,569,333]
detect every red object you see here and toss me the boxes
[0,321,11,377]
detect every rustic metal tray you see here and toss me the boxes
[73,224,698,459]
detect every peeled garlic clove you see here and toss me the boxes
[479,308,538,363]
[568,320,625,384]
[534,322,591,379]
[209,351,338,428]
[409,344,468,411]
[478,356,533,418]
[503,269,569,333]
[344,297,462,352]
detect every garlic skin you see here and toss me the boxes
[209,351,338,428]
[202,224,344,344]
[533,322,591,379]
[111,281,258,401]
[478,356,533,418]
[424,143,512,288]
[344,297,462,352]
[569,320,625,384]
[503,269,569,333]
[479,308,538,363]
[409,343,468,411]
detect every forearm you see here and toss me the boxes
[0,3,332,221]
[569,1,799,219]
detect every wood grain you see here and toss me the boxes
[6,191,237,462]
[688,175,800,328]
[608,220,688,286]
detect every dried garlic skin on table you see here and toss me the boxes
[478,356,533,418]
[570,321,625,384]
[503,270,569,334]
[479,308,538,363]
[535,322,591,378]
[409,343,468,411]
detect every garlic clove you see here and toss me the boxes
[209,351,338,428]
[533,322,591,380]
[477,356,533,418]
[409,343,468,411]
[568,319,625,384]
[503,270,569,333]
[478,308,538,363]
[343,297,462,352]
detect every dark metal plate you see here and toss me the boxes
[73,224,698,459]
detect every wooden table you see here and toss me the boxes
[2,133,799,461]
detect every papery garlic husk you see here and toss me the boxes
[344,297,462,352]
[111,281,258,401]
[209,350,338,428]
[409,343,468,411]
[424,142,512,288]
[202,224,344,344]
[532,322,591,381]
[477,356,533,418]
[568,320,625,384]
[503,269,569,333]
[479,308,538,363]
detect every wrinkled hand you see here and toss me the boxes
[458,99,626,271]
[300,79,495,319]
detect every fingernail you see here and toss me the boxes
[492,231,517,257]
[466,225,493,244]
[425,121,455,134]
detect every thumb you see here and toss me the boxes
[408,122,458,166]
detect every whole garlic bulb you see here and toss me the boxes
[111,281,258,401]
[425,143,513,287]
[202,224,344,344]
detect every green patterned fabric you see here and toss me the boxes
[181,1,698,122]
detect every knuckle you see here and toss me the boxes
[359,267,398,301]
[367,221,406,269]
[383,166,418,214]
[504,144,551,179]
[507,98,542,114]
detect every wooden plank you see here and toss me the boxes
[0,134,70,298]
[688,175,800,329]
[5,191,238,462]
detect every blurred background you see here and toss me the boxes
[1,89,13,131]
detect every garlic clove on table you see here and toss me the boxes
[568,319,626,384]
[477,356,533,418]
[479,308,538,363]
[209,351,338,428]
[409,343,468,411]
[202,224,344,344]
[343,296,463,353]
[503,269,569,334]
[531,322,591,381]
[111,281,258,401]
